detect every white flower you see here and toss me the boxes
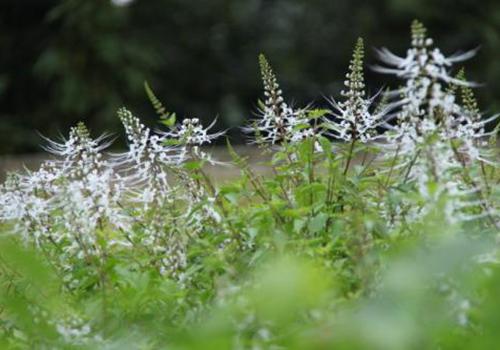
[115,107,178,206]
[244,54,315,145]
[163,117,223,147]
[161,117,225,164]
[375,21,484,156]
[325,38,391,143]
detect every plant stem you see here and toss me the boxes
[343,139,356,176]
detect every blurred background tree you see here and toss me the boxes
[1,0,499,153]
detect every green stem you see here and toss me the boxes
[343,139,356,176]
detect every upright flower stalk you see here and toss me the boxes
[323,38,390,176]
[326,38,386,144]
[245,54,314,146]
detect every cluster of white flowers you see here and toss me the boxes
[161,117,224,163]
[325,38,389,143]
[245,54,315,146]
[0,123,129,265]
[376,20,499,226]
[375,21,481,151]
[52,124,129,260]
[0,110,227,280]
[0,169,56,245]
[114,108,183,276]
[117,108,226,277]
[115,107,178,208]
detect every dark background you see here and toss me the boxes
[1,0,499,154]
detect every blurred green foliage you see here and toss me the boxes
[1,0,500,153]
[2,231,500,349]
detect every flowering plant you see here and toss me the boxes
[0,20,499,349]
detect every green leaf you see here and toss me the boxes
[308,213,328,234]
[159,112,176,127]
[144,81,173,123]
[308,108,330,119]
[183,160,203,170]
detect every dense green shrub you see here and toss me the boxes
[0,21,499,349]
